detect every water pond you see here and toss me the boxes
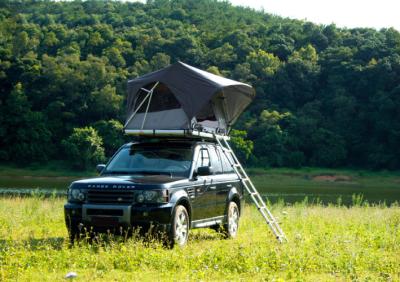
[0,172,399,205]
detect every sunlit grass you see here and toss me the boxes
[0,197,399,281]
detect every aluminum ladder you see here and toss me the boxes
[214,135,287,243]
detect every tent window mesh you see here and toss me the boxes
[134,82,181,113]
[196,101,217,121]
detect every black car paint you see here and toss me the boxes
[64,140,243,235]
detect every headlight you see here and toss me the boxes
[135,190,168,204]
[68,188,86,202]
[144,190,158,201]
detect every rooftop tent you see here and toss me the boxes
[125,62,255,135]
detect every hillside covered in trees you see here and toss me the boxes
[0,0,399,169]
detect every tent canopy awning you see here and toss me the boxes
[125,62,255,133]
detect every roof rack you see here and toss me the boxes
[124,129,230,140]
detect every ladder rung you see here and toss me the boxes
[214,133,286,243]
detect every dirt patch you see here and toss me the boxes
[313,175,352,182]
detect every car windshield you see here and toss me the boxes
[104,144,193,177]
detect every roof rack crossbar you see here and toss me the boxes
[124,129,230,140]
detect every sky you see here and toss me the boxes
[229,0,400,31]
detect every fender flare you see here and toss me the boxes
[227,186,241,213]
[169,189,192,221]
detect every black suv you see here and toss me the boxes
[64,138,243,247]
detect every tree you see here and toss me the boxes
[207,43,237,67]
[0,83,52,163]
[61,127,105,170]
[89,85,123,120]
[246,49,281,78]
[103,47,126,67]
[1,0,400,169]
[92,119,125,157]
[309,128,347,167]
[246,110,293,167]
[150,52,170,70]
[229,129,253,164]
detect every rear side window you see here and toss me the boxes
[217,147,234,173]
[208,145,223,174]
[196,148,210,168]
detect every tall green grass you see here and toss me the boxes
[0,197,399,281]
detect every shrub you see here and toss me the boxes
[92,119,126,157]
[230,129,253,164]
[61,127,105,170]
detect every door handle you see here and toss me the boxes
[209,186,217,190]
[226,184,232,188]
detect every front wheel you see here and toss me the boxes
[223,201,240,238]
[168,205,189,248]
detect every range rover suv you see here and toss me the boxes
[64,138,243,247]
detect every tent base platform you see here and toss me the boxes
[124,129,230,140]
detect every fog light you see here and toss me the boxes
[137,194,144,203]
[77,193,85,201]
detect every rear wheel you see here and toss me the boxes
[168,205,189,248]
[223,201,239,238]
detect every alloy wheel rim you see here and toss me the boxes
[175,211,188,245]
[228,205,239,236]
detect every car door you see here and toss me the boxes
[207,144,228,216]
[190,146,217,220]
[216,146,239,213]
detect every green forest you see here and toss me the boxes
[0,0,399,170]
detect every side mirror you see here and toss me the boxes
[197,166,213,176]
[96,164,106,174]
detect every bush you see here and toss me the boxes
[92,119,126,157]
[230,129,253,164]
[61,127,105,170]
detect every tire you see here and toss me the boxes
[223,201,240,239]
[168,205,189,248]
[67,225,80,244]
[67,220,85,244]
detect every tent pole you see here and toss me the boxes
[141,81,159,129]
[124,82,159,128]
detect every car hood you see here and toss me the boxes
[71,175,186,189]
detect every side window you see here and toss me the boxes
[196,148,210,168]
[208,145,223,174]
[217,147,234,174]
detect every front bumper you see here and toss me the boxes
[64,202,173,233]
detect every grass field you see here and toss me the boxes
[0,196,399,281]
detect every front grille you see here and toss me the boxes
[87,189,135,204]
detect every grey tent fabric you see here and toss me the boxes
[125,62,255,133]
